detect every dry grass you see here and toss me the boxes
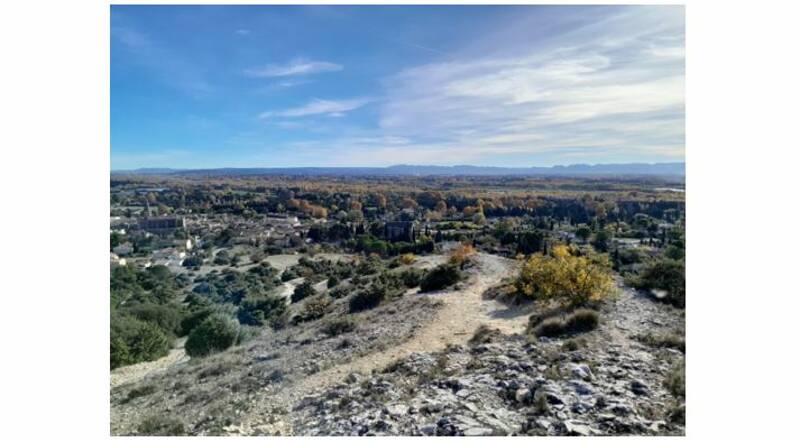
[635,331,685,353]
[531,309,600,338]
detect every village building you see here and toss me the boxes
[151,248,185,268]
[139,216,186,235]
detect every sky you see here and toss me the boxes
[111,5,685,170]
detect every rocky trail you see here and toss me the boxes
[282,270,685,436]
[111,253,684,436]
[233,253,529,434]
[297,254,526,393]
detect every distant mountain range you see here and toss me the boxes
[112,162,685,177]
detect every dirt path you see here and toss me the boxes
[233,253,528,435]
[294,253,527,395]
[110,338,189,389]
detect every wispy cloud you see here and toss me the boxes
[244,58,342,78]
[259,98,370,119]
[255,78,313,94]
[234,29,250,35]
[287,6,684,165]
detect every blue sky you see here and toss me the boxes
[111,5,684,169]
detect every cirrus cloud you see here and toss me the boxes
[244,58,342,78]
[259,98,370,119]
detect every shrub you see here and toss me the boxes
[349,284,387,312]
[564,309,599,333]
[400,268,425,288]
[137,416,186,436]
[449,243,476,268]
[635,332,685,353]
[356,256,382,275]
[420,264,462,292]
[399,253,416,265]
[664,245,685,260]
[531,309,600,338]
[532,317,568,338]
[237,295,288,328]
[185,314,240,357]
[291,280,317,303]
[327,275,340,288]
[281,269,298,282]
[265,246,282,255]
[469,325,502,345]
[182,256,204,268]
[126,303,185,337]
[329,285,351,299]
[111,315,171,369]
[615,247,645,266]
[213,253,230,266]
[632,258,685,307]
[322,316,357,337]
[180,307,213,336]
[292,296,332,324]
[517,245,614,306]
[110,335,131,369]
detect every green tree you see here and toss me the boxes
[111,315,171,369]
[237,295,289,328]
[291,281,317,303]
[185,314,240,357]
[592,229,611,252]
[575,226,592,243]
[110,232,123,249]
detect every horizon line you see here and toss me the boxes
[111,161,686,173]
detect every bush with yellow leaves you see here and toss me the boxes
[516,245,614,306]
[398,253,417,265]
[449,243,476,268]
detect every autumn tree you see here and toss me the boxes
[401,197,418,210]
[463,206,479,217]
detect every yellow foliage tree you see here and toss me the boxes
[516,245,614,306]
